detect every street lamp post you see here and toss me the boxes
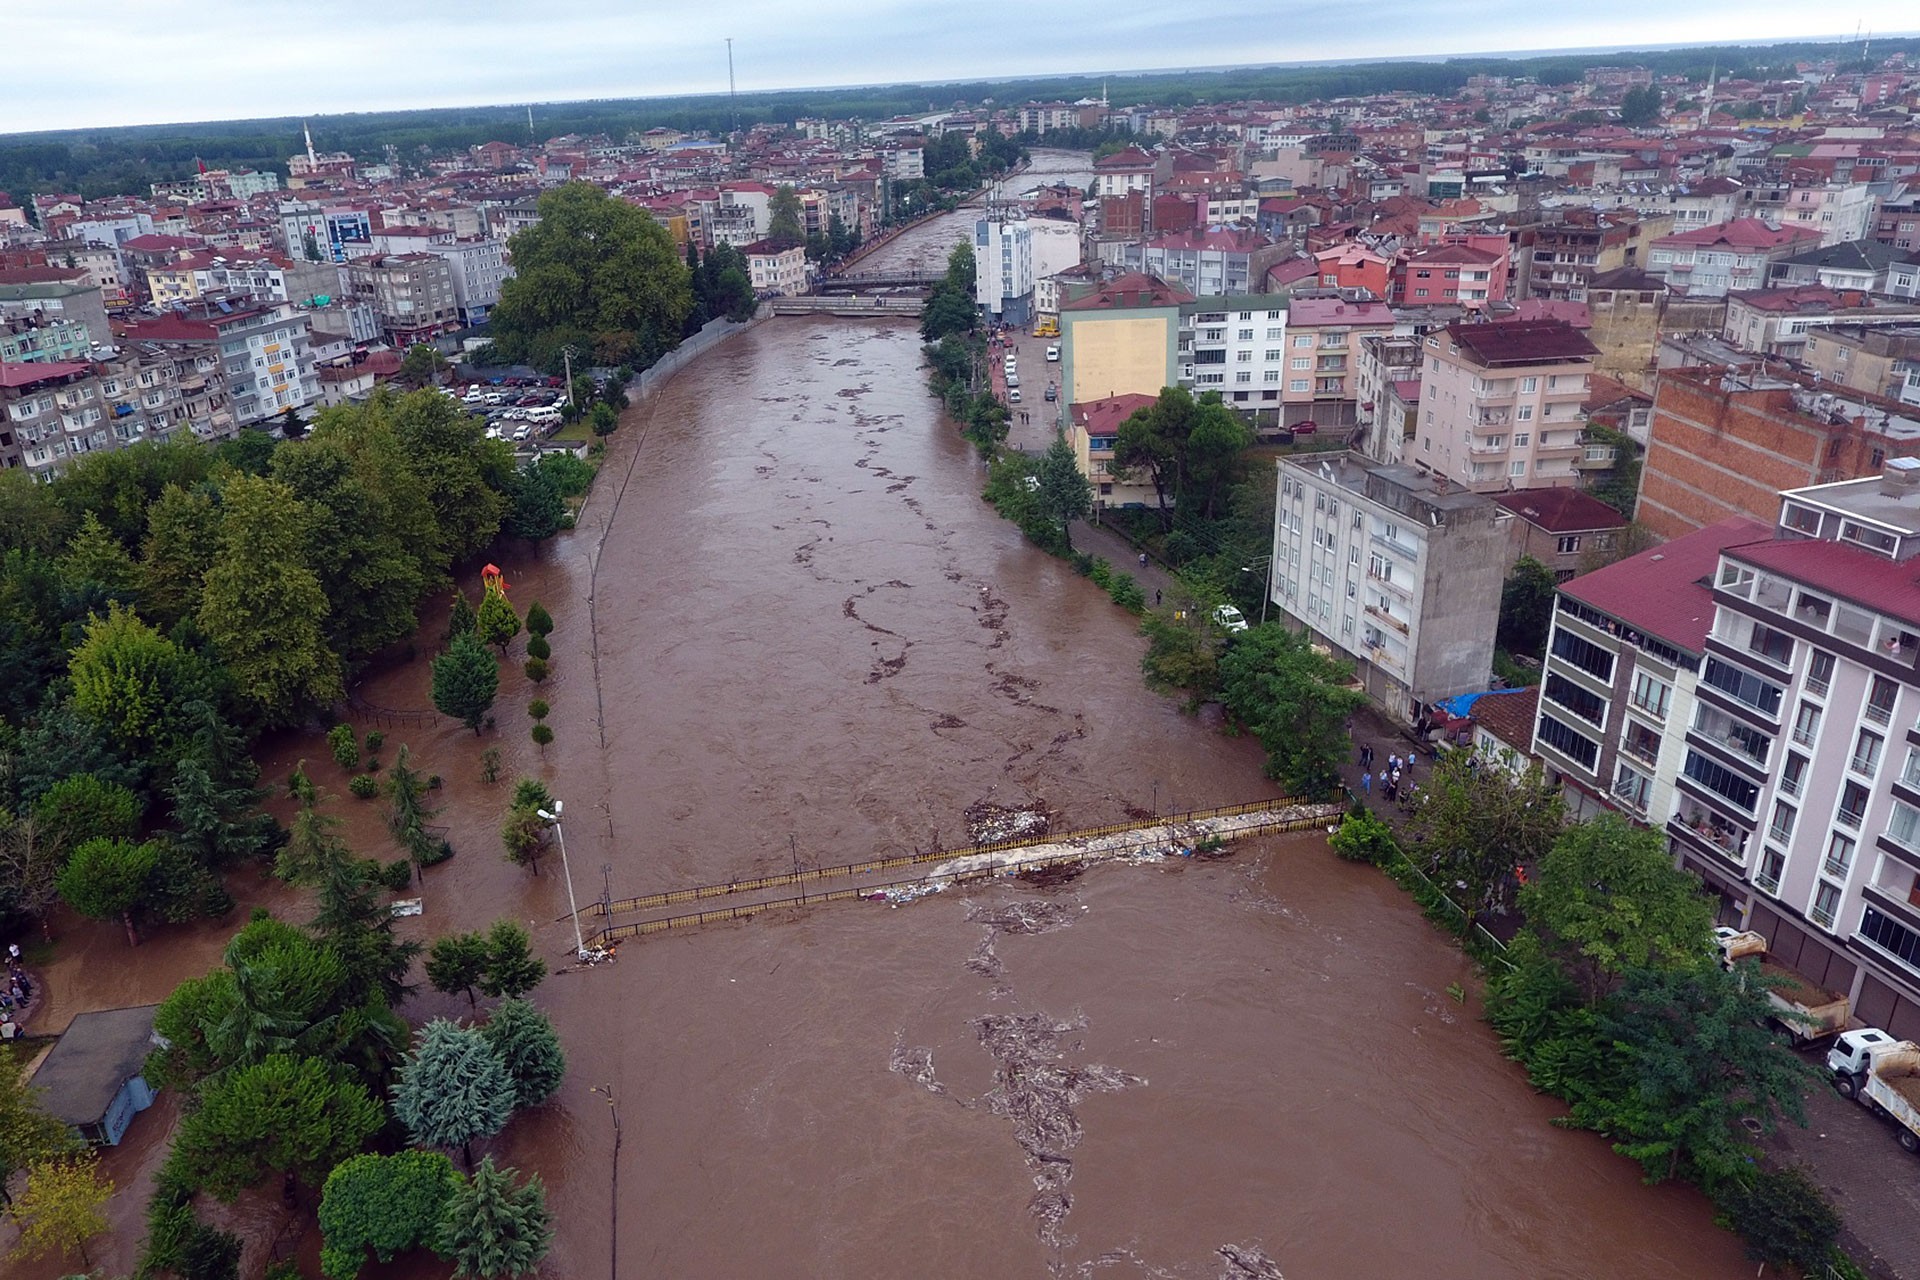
[1240,554,1276,625]
[536,801,588,959]
[562,344,578,409]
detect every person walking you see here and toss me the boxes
[1361,771,1372,795]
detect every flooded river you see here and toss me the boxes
[20,316,1750,1279]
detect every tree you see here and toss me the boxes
[1216,626,1364,795]
[433,632,500,734]
[319,1150,462,1280]
[137,482,223,630]
[1496,555,1558,659]
[447,590,477,644]
[1620,85,1664,125]
[475,590,521,652]
[530,724,553,752]
[167,1054,384,1200]
[1521,813,1716,1001]
[56,836,162,945]
[385,745,440,881]
[503,462,566,541]
[480,998,565,1108]
[1181,395,1253,521]
[765,185,806,250]
[588,401,619,437]
[197,473,341,727]
[487,183,692,372]
[0,1059,77,1206]
[31,772,140,853]
[524,601,553,638]
[1716,1165,1841,1275]
[399,343,449,387]
[0,813,61,939]
[166,756,274,869]
[392,1020,518,1167]
[436,1156,553,1280]
[1033,436,1092,552]
[480,919,546,1000]
[428,931,490,1009]
[67,601,214,761]
[60,510,140,596]
[1112,387,1197,528]
[500,806,546,877]
[1400,747,1566,929]
[7,1155,111,1267]
[390,390,513,563]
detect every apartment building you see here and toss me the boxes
[1802,326,1920,403]
[1057,273,1190,408]
[1354,334,1425,464]
[1410,319,1597,493]
[1067,392,1158,509]
[1530,516,1772,826]
[1177,296,1288,426]
[121,301,318,431]
[0,269,112,348]
[1645,219,1822,298]
[741,241,807,295]
[345,254,457,347]
[1519,210,1670,303]
[1278,291,1395,432]
[975,214,1035,325]
[0,315,91,364]
[0,361,116,474]
[1674,467,1920,1037]
[1119,227,1274,298]
[1269,452,1510,724]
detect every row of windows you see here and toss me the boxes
[1544,673,1606,727]
[1700,656,1784,719]
[1536,713,1599,770]
[1550,627,1614,682]
[1682,749,1760,814]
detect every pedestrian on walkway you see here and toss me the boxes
[1384,777,1397,803]
[1154,589,1162,606]
[1138,552,1148,568]
[1405,750,1416,774]
[1361,771,1372,794]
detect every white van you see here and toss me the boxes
[527,407,562,428]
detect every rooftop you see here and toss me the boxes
[1071,392,1157,436]
[1495,488,1630,534]
[1562,516,1773,651]
[31,1005,159,1128]
[1782,471,1920,538]
[1282,450,1492,516]
[1287,293,1394,326]
[0,359,92,389]
[1470,685,1541,751]
[1061,272,1194,312]
[1727,536,1920,629]
[1655,217,1822,251]
[1443,319,1598,367]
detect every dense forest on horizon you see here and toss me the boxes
[3,35,1915,203]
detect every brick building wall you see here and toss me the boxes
[1637,370,1920,540]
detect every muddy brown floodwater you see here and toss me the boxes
[12,316,1752,1279]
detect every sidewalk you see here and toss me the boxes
[1069,517,1178,606]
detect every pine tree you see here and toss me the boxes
[60,511,140,596]
[427,931,489,1010]
[480,998,565,1108]
[432,632,499,734]
[436,1156,553,1279]
[385,745,440,879]
[392,1020,517,1168]
[523,601,552,637]
[480,920,546,1000]
[446,591,477,645]
[475,591,521,652]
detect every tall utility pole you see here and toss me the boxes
[726,38,738,139]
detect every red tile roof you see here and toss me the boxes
[1061,272,1194,311]
[1654,218,1822,251]
[1470,686,1539,752]
[1563,516,1773,651]
[1726,537,1920,629]
[0,267,89,286]
[1286,294,1393,326]
[1495,488,1629,534]
[0,360,91,389]
[1070,392,1157,435]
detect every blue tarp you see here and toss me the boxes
[1433,690,1503,718]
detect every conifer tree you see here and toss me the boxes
[392,1020,516,1168]
[479,998,565,1108]
[432,632,499,734]
[475,591,521,652]
[436,1156,553,1279]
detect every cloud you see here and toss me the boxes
[0,0,1879,134]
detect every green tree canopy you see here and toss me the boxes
[436,1156,554,1280]
[319,1150,463,1280]
[66,601,214,761]
[480,998,566,1109]
[475,590,521,652]
[392,1019,518,1167]
[765,185,805,250]
[488,183,693,372]
[427,930,490,1009]
[432,632,499,734]
[399,343,449,387]
[1496,556,1557,659]
[0,1058,80,1205]
[1034,436,1093,552]
[166,1053,384,1201]
[503,462,566,541]
[137,481,223,631]
[56,836,162,945]
[1400,747,1566,927]
[7,1154,112,1267]
[479,919,546,1000]
[1216,625,1363,795]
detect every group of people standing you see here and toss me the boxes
[1357,743,1416,804]
[1,943,33,1040]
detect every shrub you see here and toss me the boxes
[480,747,502,784]
[1330,810,1398,867]
[348,775,378,800]
[1108,573,1146,614]
[525,601,554,636]
[363,729,385,753]
[524,657,549,682]
[531,724,554,749]
[525,633,551,661]
[1070,551,1096,576]
[1715,1165,1841,1275]
[363,758,381,774]
[382,859,416,892]
[422,838,455,867]
[428,774,444,790]
[328,724,360,771]
[1088,558,1113,590]
[527,699,550,721]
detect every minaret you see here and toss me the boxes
[1700,62,1715,128]
[303,121,317,166]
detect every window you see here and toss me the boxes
[1238,328,1254,341]
[1544,673,1605,726]
[1838,781,1870,830]
[1757,847,1785,893]
[1682,750,1759,813]
[1510,461,1527,477]
[1806,650,1835,696]
[1552,628,1615,682]
[1631,672,1672,719]
[1701,657,1783,717]
[1812,880,1842,929]
[1514,433,1530,447]
[1769,800,1797,846]
[1556,535,1582,555]
[1289,379,1309,393]
[1780,751,1809,799]
[1521,377,1538,393]
[1291,357,1310,370]
[1613,764,1652,812]
[1862,907,1920,971]
[1792,701,1822,748]
[1866,675,1897,726]
[1266,327,1284,340]
[1537,713,1599,769]
[1826,835,1858,882]
[1622,720,1661,764]
[1853,729,1884,778]
[1747,622,1793,666]
[1889,801,1920,850]
[1293,335,1311,348]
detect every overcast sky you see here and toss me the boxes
[0,2,1888,135]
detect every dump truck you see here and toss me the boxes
[1827,1028,1920,1153]
[1714,926,1850,1044]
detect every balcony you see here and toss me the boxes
[1364,602,1409,635]
[1532,438,1584,459]
[1670,801,1751,865]
[1467,437,1508,455]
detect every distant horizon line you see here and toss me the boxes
[5,29,1916,142]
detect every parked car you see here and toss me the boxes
[1291,420,1318,436]
[1006,373,1020,389]
[1045,345,1060,362]
[1044,385,1056,401]
[1212,605,1249,633]
[1008,388,1022,404]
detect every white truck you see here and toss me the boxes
[1827,1028,1920,1153]
[1714,927,1851,1045]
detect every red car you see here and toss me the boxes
[1291,420,1318,436]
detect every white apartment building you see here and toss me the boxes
[1178,298,1288,425]
[1270,452,1510,723]
[1412,319,1595,493]
[975,214,1035,326]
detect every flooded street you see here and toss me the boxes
[16,316,1750,1279]
[850,147,1095,278]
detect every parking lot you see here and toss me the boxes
[454,375,572,444]
[986,323,1062,454]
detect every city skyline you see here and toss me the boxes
[0,1,1900,135]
